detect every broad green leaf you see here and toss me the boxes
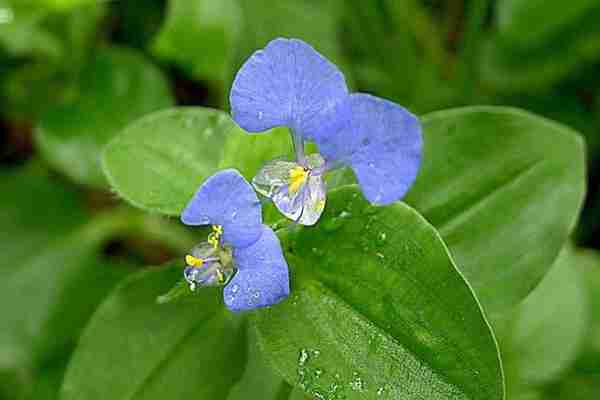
[481,8,600,93]
[151,0,241,82]
[102,107,235,215]
[405,107,586,318]
[226,325,292,400]
[61,265,246,400]
[43,1,106,68]
[1,61,76,122]
[497,0,598,49]
[572,248,600,372]
[37,0,98,10]
[0,167,132,398]
[0,1,61,58]
[499,246,588,397]
[219,126,293,181]
[25,357,68,400]
[543,373,600,400]
[254,185,503,400]
[36,46,173,187]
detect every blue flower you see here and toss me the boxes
[181,169,290,312]
[230,38,422,223]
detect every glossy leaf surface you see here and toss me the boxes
[102,107,235,215]
[255,186,503,400]
[405,107,585,318]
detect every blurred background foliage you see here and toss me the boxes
[1,0,600,399]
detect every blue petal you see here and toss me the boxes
[317,93,422,205]
[230,38,349,141]
[224,225,290,312]
[181,169,262,248]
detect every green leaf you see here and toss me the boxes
[572,248,600,372]
[481,7,600,94]
[404,107,586,319]
[544,373,600,400]
[0,1,61,58]
[498,246,588,397]
[254,185,504,400]
[102,107,235,215]
[36,46,174,187]
[151,0,241,82]
[218,126,293,181]
[36,0,99,11]
[496,0,598,49]
[226,326,292,400]
[61,265,246,400]
[0,167,132,398]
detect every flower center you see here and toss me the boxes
[184,225,234,290]
[288,166,310,194]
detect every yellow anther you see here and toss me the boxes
[207,224,223,249]
[289,166,309,194]
[185,255,205,267]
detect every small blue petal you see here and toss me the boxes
[317,93,422,205]
[224,225,290,312]
[181,169,262,248]
[230,38,349,141]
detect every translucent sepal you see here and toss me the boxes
[252,154,327,226]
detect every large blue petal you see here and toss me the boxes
[230,38,349,141]
[224,225,290,312]
[181,169,262,248]
[317,93,422,205]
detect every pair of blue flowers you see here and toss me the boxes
[180,38,422,312]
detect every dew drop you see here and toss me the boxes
[349,372,366,392]
[0,7,14,24]
[231,284,239,294]
[311,247,324,256]
[298,349,310,366]
[258,111,264,120]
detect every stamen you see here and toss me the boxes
[289,166,309,194]
[185,255,204,267]
[207,224,223,248]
